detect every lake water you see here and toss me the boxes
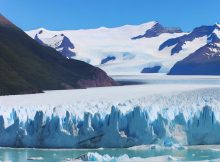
[1,146,220,161]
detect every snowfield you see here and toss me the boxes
[26,22,194,74]
[26,22,220,75]
[0,75,220,148]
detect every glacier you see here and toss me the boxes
[0,81,220,148]
[0,105,219,148]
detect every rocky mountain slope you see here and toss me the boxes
[0,14,117,95]
[169,41,220,75]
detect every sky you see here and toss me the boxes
[0,0,219,32]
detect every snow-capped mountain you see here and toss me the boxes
[27,22,187,74]
[160,24,220,55]
[26,22,220,75]
[34,31,76,58]
[169,25,220,75]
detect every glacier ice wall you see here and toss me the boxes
[0,88,220,148]
[0,105,220,148]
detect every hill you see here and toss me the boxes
[0,14,117,95]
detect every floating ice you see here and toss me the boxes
[71,152,178,162]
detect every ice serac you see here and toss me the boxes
[187,106,220,145]
[1,104,220,148]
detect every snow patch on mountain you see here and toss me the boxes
[213,28,220,36]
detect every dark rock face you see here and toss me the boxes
[38,30,43,34]
[77,68,118,88]
[159,24,220,55]
[34,34,45,45]
[141,66,161,73]
[207,33,220,43]
[101,56,116,64]
[168,43,220,75]
[0,14,117,95]
[132,22,182,39]
[56,35,76,58]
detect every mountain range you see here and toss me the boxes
[0,14,117,95]
[27,22,220,75]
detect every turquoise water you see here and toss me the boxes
[1,146,220,161]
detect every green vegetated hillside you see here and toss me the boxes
[0,14,116,95]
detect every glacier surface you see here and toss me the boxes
[0,77,220,148]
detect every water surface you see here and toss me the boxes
[1,146,220,161]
